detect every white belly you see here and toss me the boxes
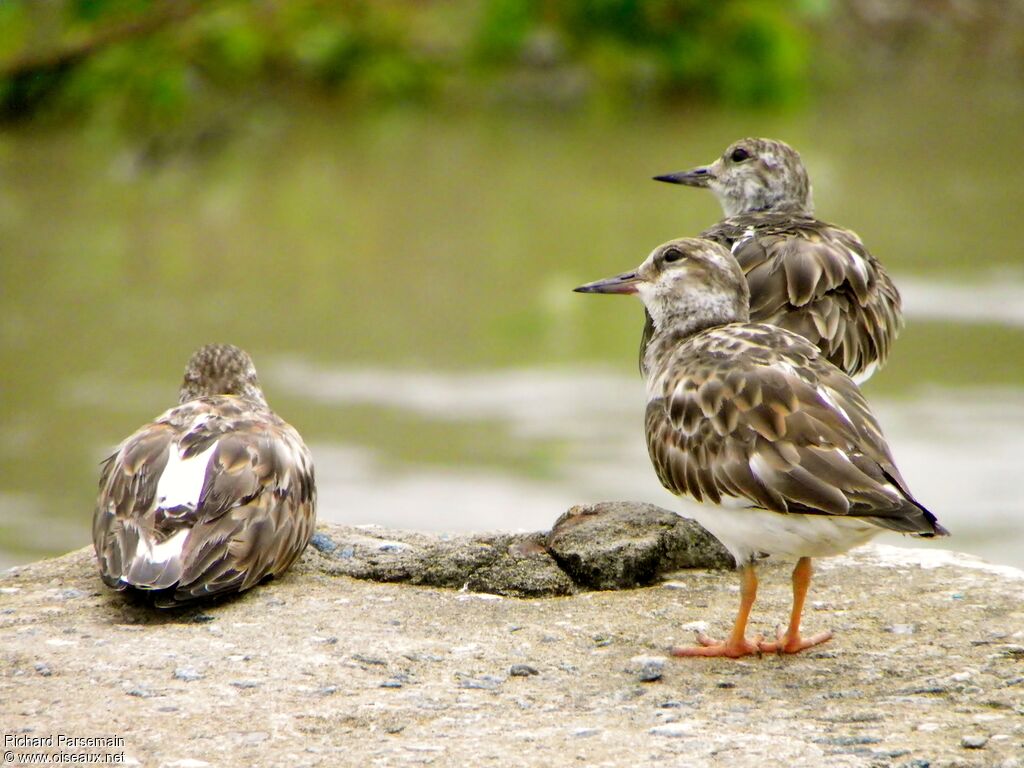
[680,500,881,564]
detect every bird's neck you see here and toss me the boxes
[642,302,748,376]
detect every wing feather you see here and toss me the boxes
[646,324,942,535]
[703,214,903,381]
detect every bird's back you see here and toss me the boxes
[93,395,316,607]
[701,212,902,382]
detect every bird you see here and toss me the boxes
[575,238,946,658]
[649,137,902,384]
[92,343,317,608]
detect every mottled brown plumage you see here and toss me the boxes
[92,344,316,607]
[651,137,902,382]
[576,238,944,657]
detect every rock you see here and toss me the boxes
[649,724,692,738]
[961,735,988,749]
[2,530,1023,766]
[508,664,538,677]
[626,655,666,682]
[172,667,202,682]
[306,502,732,596]
[546,502,733,590]
[307,527,574,598]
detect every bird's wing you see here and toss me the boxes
[703,215,903,381]
[93,398,316,605]
[645,325,942,535]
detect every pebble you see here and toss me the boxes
[309,533,337,554]
[570,728,601,738]
[173,667,203,682]
[509,664,538,677]
[885,624,916,635]
[380,679,403,688]
[230,680,260,689]
[458,675,503,690]
[961,735,988,749]
[626,655,666,683]
[33,662,52,677]
[353,654,387,666]
[191,614,216,624]
[649,724,691,738]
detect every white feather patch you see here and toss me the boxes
[156,441,218,511]
[141,527,190,565]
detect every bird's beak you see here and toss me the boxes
[653,165,713,187]
[573,271,642,295]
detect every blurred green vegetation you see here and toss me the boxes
[0,0,826,131]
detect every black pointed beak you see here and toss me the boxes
[573,271,641,295]
[653,166,713,187]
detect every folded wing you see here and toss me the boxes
[645,325,943,536]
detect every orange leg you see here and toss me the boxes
[758,557,833,654]
[671,563,762,658]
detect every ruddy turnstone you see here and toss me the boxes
[575,238,946,658]
[650,137,901,383]
[92,344,316,607]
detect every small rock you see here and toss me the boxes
[309,533,337,554]
[173,667,203,682]
[191,614,215,624]
[33,662,52,677]
[961,735,988,749]
[649,724,691,738]
[458,674,503,690]
[547,502,732,590]
[380,679,403,688]
[230,680,260,689]
[626,655,666,683]
[885,624,916,635]
[509,664,538,677]
[353,653,387,666]
[570,727,601,738]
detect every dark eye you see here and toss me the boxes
[663,247,684,263]
[730,147,750,162]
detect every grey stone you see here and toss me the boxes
[546,502,733,590]
[173,667,203,682]
[649,724,692,738]
[307,527,574,598]
[509,664,538,677]
[961,735,988,749]
[626,655,666,683]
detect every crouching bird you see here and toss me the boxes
[93,344,316,608]
[575,239,946,658]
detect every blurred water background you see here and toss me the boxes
[1,1,1023,569]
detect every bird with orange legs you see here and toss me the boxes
[576,238,947,658]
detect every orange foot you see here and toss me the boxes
[670,631,764,659]
[757,626,833,655]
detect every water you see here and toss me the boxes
[2,69,1023,569]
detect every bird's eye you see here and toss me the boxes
[663,247,685,263]
[730,147,751,162]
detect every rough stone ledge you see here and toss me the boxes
[306,500,734,597]
[2,504,1024,767]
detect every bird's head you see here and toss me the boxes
[179,343,267,406]
[654,137,812,217]
[574,237,750,334]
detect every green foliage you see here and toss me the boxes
[0,0,820,132]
